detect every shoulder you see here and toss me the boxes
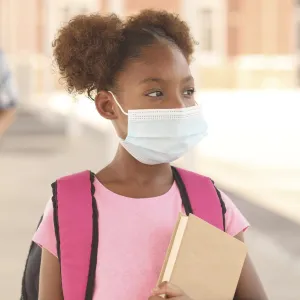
[174,167,211,183]
[32,199,58,257]
[55,170,92,182]
[218,190,250,236]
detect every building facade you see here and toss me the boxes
[0,0,299,95]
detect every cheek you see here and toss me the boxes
[112,114,128,139]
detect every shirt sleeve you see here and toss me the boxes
[220,190,250,236]
[32,199,58,257]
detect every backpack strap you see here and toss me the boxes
[52,171,98,300]
[172,167,226,231]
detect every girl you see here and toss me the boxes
[34,9,268,300]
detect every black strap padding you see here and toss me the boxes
[172,167,226,232]
[211,180,227,232]
[171,166,193,215]
[51,181,61,263]
[84,172,99,300]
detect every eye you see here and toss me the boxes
[183,88,195,96]
[147,90,163,97]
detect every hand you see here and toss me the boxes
[149,281,193,299]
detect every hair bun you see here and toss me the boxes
[53,13,123,95]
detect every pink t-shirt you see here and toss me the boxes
[33,178,249,300]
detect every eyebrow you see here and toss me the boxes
[138,75,194,85]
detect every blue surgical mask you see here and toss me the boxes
[109,91,208,165]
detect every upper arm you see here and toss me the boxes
[219,191,268,299]
[220,191,249,237]
[39,248,63,300]
[33,199,58,257]
[234,232,268,300]
[33,199,62,299]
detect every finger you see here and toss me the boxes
[148,296,163,300]
[152,282,183,297]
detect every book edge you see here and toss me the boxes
[157,213,187,285]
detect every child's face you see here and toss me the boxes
[96,42,195,140]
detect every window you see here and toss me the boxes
[199,8,213,52]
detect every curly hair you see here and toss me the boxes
[53,9,195,98]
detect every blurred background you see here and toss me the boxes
[0,0,300,299]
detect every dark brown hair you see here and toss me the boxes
[53,9,195,98]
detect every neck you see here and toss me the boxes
[108,145,173,184]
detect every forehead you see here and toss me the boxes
[119,43,191,84]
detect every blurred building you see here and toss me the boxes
[0,0,299,96]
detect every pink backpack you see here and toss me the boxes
[21,167,226,300]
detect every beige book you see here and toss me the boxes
[158,213,247,300]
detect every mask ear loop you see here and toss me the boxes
[108,91,128,116]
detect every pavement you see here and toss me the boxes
[0,109,299,299]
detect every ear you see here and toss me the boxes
[95,91,117,120]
